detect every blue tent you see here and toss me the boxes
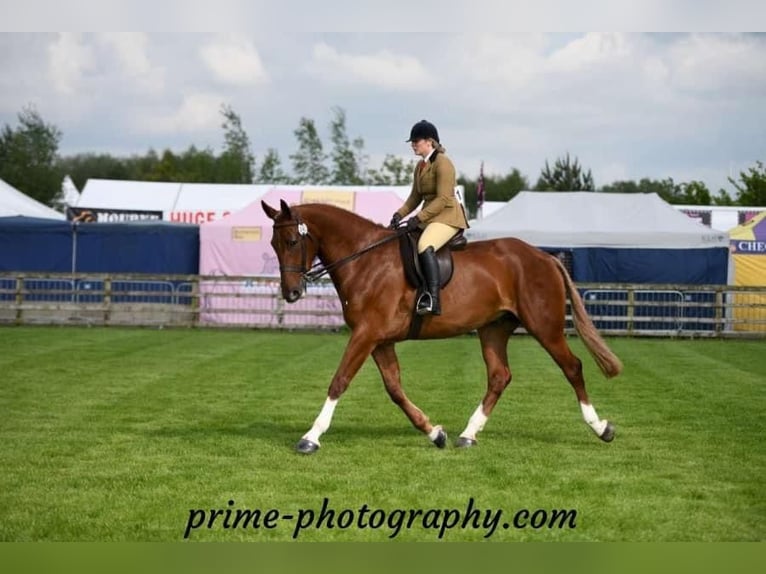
[74,221,199,274]
[0,217,199,274]
[571,247,728,284]
[0,216,73,272]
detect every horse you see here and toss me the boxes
[261,199,623,454]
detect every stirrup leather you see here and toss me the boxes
[416,291,434,315]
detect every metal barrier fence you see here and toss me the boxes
[0,272,764,337]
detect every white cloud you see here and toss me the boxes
[449,33,761,136]
[140,93,224,134]
[98,33,152,76]
[199,35,269,86]
[309,42,435,91]
[96,32,166,95]
[449,34,548,90]
[47,33,95,95]
[547,33,631,72]
[642,56,670,86]
[667,33,766,95]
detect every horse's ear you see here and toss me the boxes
[261,200,279,220]
[279,199,292,218]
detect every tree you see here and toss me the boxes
[490,168,529,201]
[728,161,766,206]
[712,188,736,206]
[672,180,712,205]
[366,154,416,185]
[0,105,62,204]
[601,177,674,196]
[600,180,641,194]
[256,148,290,183]
[115,148,157,181]
[178,145,218,182]
[219,104,255,183]
[601,177,714,205]
[535,153,594,191]
[329,107,364,185]
[148,149,180,182]
[56,153,132,191]
[290,117,329,185]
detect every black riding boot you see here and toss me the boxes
[418,247,441,316]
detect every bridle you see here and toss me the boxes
[273,216,313,278]
[273,213,408,283]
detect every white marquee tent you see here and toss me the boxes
[467,191,728,248]
[0,178,65,220]
[75,179,415,223]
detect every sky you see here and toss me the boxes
[1,10,765,196]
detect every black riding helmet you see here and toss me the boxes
[406,119,439,143]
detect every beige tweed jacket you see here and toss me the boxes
[396,151,468,229]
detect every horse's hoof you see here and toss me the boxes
[599,422,615,443]
[296,439,320,454]
[455,436,477,448]
[432,427,448,449]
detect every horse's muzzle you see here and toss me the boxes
[283,281,305,303]
[285,289,303,303]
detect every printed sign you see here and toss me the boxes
[301,190,356,211]
[731,240,766,254]
[232,227,262,242]
[170,211,231,224]
[67,207,162,223]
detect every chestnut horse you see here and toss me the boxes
[262,200,623,454]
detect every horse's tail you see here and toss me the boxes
[554,257,623,379]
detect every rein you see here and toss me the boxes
[274,216,408,283]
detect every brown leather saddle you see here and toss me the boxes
[398,229,467,289]
[398,229,467,338]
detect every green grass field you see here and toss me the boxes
[0,326,763,541]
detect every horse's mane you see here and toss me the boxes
[294,203,388,230]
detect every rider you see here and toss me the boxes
[389,119,469,316]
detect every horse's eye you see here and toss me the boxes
[286,238,298,248]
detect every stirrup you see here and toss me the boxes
[416,291,434,315]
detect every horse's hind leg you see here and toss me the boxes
[372,343,447,448]
[456,318,518,447]
[524,315,615,442]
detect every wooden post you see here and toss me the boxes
[191,278,200,328]
[15,275,23,326]
[714,288,723,336]
[104,276,112,326]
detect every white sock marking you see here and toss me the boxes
[302,397,338,445]
[459,403,488,440]
[428,425,443,441]
[580,402,607,436]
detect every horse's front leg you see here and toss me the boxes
[297,331,377,454]
[371,343,447,448]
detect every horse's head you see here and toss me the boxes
[262,199,318,303]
